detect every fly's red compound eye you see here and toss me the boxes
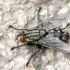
[18,36,25,42]
[18,30,25,42]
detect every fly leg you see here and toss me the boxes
[9,25,29,30]
[34,7,44,28]
[62,24,70,30]
[38,7,44,25]
[11,43,27,50]
[37,7,43,24]
[26,49,41,66]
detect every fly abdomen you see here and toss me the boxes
[48,29,69,42]
[48,29,61,38]
[60,32,69,42]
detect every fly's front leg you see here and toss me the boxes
[9,25,29,30]
[9,25,20,30]
[11,43,27,50]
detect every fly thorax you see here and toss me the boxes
[25,29,46,42]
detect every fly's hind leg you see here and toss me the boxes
[35,7,44,28]
[62,24,70,30]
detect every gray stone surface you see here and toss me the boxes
[0,0,70,70]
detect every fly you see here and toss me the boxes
[9,7,70,66]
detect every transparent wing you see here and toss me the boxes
[37,22,62,31]
[37,21,68,31]
[38,35,70,53]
